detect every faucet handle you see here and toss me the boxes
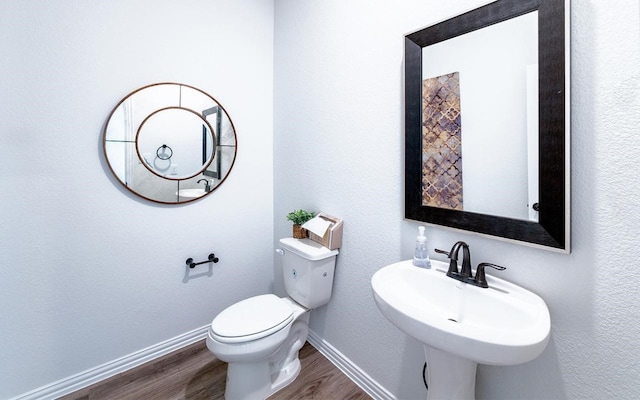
[474,263,506,288]
[434,248,450,257]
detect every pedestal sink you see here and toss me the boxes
[371,260,550,399]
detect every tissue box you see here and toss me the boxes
[306,213,343,250]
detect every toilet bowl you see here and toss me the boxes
[206,238,339,400]
[207,295,309,399]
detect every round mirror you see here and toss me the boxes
[103,83,237,204]
[136,107,216,180]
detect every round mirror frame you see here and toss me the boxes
[103,82,237,204]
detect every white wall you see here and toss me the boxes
[274,0,640,399]
[0,1,274,398]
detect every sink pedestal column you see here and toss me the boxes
[424,346,477,400]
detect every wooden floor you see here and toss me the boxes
[59,340,372,400]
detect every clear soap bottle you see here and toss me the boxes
[412,226,431,268]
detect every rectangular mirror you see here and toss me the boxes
[404,0,570,252]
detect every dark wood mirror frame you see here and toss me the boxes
[404,0,570,252]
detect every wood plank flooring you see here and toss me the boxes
[59,340,372,400]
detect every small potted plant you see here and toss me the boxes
[286,209,316,239]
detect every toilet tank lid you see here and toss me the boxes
[279,238,339,260]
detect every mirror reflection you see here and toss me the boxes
[103,83,237,204]
[421,11,538,221]
[137,107,215,179]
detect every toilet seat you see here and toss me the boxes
[210,294,294,344]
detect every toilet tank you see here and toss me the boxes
[279,238,339,309]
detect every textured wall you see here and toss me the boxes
[0,1,274,398]
[3,1,639,398]
[274,0,640,399]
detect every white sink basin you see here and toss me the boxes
[371,259,550,366]
[177,188,206,198]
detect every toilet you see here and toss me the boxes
[206,237,339,400]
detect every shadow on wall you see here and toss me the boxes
[476,336,566,399]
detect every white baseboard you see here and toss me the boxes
[10,325,209,400]
[307,330,396,400]
[12,326,392,400]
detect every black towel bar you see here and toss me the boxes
[186,253,219,269]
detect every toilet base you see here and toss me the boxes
[225,356,301,400]
[222,317,309,400]
[270,355,302,396]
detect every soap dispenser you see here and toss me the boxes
[412,226,431,268]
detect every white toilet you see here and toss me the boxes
[206,237,339,400]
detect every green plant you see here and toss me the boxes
[286,209,316,225]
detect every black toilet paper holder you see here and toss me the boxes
[186,253,219,269]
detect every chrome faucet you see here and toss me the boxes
[436,241,506,288]
[197,178,212,192]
